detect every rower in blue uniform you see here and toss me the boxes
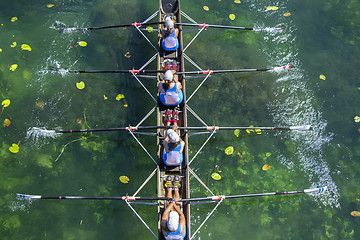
[161,176,186,240]
[159,70,183,106]
[162,17,179,51]
[163,127,185,166]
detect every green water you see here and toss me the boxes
[1,0,359,239]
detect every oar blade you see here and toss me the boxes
[289,125,311,131]
[304,186,328,194]
[17,193,41,200]
[26,127,62,140]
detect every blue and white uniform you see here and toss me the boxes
[163,224,186,240]
[163,142,184,166]
[162,30,179,51]
[160,83,183,106]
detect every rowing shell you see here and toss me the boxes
[156,0,190,239]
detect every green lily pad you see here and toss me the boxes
[211,172,221,180]
[225,146,234,155]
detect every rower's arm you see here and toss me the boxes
[163,139,169,152]
[174,204,186,234]
[180,140,185,153]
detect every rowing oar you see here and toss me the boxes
[17,194,170,201]
[49,68,164,74]
[50,66,291,75]
[59,21,164,33]
[179,187,328,202]
[177,65,292,75]
[175,22,283,31]
[18,187,327,202]
[178,125,311,131]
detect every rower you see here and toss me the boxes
[162,16,179,52]
[161,176,186,240]
[159,70,183,107]
[162,126,185,166]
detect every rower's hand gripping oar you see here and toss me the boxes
[58,21,164,33]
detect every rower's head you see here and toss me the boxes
[167,211,179,232]
[165,17,174,29]
[167,129,180,143]
[164,70,174,82]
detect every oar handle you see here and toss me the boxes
[175,22,253,30]
[56,126,166,134]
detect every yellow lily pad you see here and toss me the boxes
[78,41,87,47]
[351,211,360,217]
[123,104,128,107]
[2,99,10,107]
[76,81,85,90]
[229,14,236,20]
[355,116,360,123]
[11,42,17,48]
[234,129,240,137]
[320,74,326,80]
[284,12,291,17]
[124,51,131,58]
[266,6,279,10]
[234,0,241,3]
[266,152,271,157]
[0,48,3,52]
[146,26,154,33]
[47,4,55,8]
[225,146,234,155]
[203,6,209,11]
[255,128,262,135]
[103,95,108,100]
[116,94,125,101]
[119,176,130,183]
[262,164,271,171]
[10,64,17,71]
[10,17,18,22]
[9,143,19,153]
[21,44,32,51]
[3,118,11,127]
[211,172,221,180]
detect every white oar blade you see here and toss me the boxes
[17,194,41,200]
[26,127,62,140]
[289,125,311,131]
[304,186,328,194]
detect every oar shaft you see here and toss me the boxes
[55,126,166,134]
[66,69,164,74]
[175,22,253,30]
[87,21,164,30]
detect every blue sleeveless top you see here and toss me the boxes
[163,142,184,166]
[163,224,186,240]
[162,30,179,51]
[160,83,183,106]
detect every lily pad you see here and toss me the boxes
[266,152,271,157]
[119,176,130,183]
[21,44,32,51]
[262,164,271,171]
[47,4,55,8]
[76,81,85,90]
[229,14,236,20]
[234,129,240,137]
[3,118,11,127]
[234,0,241,3]
[203,6,209,11]
[320,74,326,80]
[211,172,221,180]
[266,6,279,10]
[10,17,18,22]
[146,26,154,33]
[355,116,360,123]
[9,144,19,153]
[103,95,108,100]
[225,146,234,155]
[116,94,125,100]
[78,41,87,47]
[11,42,17,48]
[2,99,10,107]
[350,211,360,217]
[124,51,131,58]
[10,64,18,71]
[284,12,291,17]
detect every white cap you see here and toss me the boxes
[167,211,179,232]
[165,17,174,29]
[164,70,173,81]
[167,129,180,143]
